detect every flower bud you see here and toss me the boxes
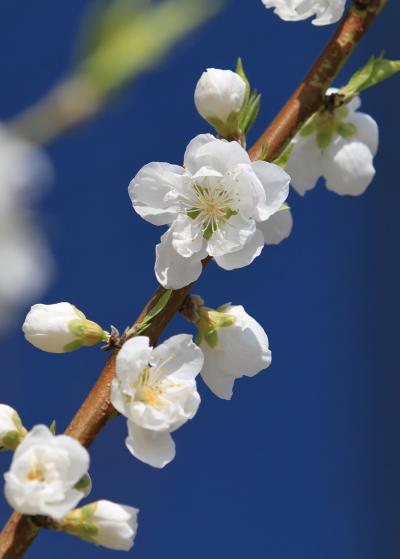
[0,405,27,451]
[22,302,108,353]
[187,299,271,400]
[194,68,246,135]
[63,500,138,551]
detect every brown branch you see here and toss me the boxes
[0,1,387,556]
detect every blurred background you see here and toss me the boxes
[0,0,399,557]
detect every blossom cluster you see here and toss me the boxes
[1,5,391,553]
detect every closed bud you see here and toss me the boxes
[63,500,139,551]
[0,405,27,451]
[22,302,108,353]
[194,68,246,136]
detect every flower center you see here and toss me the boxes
[187,184,237,240]
[26,461,45,482]
[131,353,177,406]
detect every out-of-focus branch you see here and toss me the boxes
[9,0,221,145]
[249,0,388,162]
[0,1,387,557]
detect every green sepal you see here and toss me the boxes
[299,115,316,137]
[2,431,21,451]
[336,121,357,138]
[316,130,333,149]
[204,329,218,348]
[75,474,91,493]
[64,340,83,352]
[68,319,86,338]
[49,420,57,435]
[79,522,99,543]
[219,316,235,328]
[340,54,400,99]
[236,57,250,107]
[272,142,294,169]
[216,302,232,313]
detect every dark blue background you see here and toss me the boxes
[1,1,399,557]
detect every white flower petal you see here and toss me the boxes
[150,334,204,381]
[183,134,217,174]
[125,422,175,469]
[257,208,293,245]
[91,500,138,551]
[214,229,264,270]
[250,160,290,220]
[323,139,375,196]
[185,135,250,176]
[206,214,256,258]
[170,214,204,257]
[155,229,206,289]
[199,355,236,400]
[129,162,185,225]
[116,337,152,383]
[286,136,323,195]
[348,112,379,156]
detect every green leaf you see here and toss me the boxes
[49,420,57,435]
[257,140,269,161]
[239,92,261,134]
[341,54,400,98]
[134,289,173,335]
[236,57,250,106]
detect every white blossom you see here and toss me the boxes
[22,302,107,353]
[4,425,90,519]
[286,93,378,196]
[194,68,246,125]
[261,0,346,26]
[195,303,271,400]
[111,335,203,468]
[0,405,26,451]
[129,134,290,289]
[64,500,139,551]
[0,126,52,333]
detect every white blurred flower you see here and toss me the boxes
[129,134,290,289]
[4,425,90,519]
[0,404,27,451]
[22,302,107,353]
[0,125,53,333]
[0,214,52,332]
[64,500,139,551]
[261,0,346,25]
[286,93,378,196]
[195,303,271,399]
[111,335,203,468]
[0,126,50,213]
[194,68,246,128]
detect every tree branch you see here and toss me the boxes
[0,1,387,556]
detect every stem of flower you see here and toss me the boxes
[0,1,387,556]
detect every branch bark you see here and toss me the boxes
[0,1,387,556]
